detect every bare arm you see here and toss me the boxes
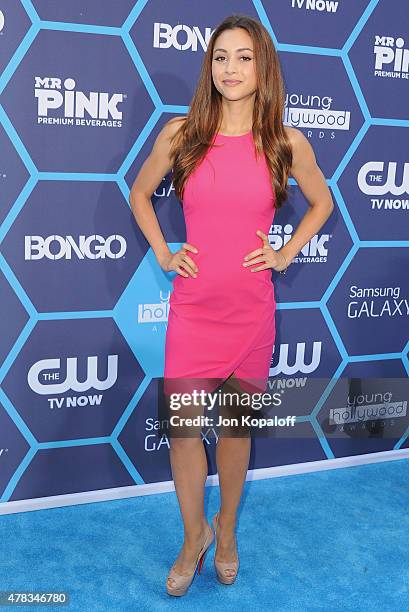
[129,117,199,279]
[128,117,184,268]
[279,127,334,268]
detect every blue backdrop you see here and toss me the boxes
[0,0,408,508]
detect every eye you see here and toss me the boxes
[213,55,253,62]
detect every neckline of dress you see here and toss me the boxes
[216,129,252,139]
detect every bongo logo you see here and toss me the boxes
[373,36,409,79]
[27,355,118,395]
[0,11,5,32]
[24,234,127,260]
[357,161,409,200]
[138,290,170,323]
[153,22,213,52]
[34,77,126,123]
[284,92,350,131]
[0,448,8,457]
[290,0,339,13]
[270,341,322,376]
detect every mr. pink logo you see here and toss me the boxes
[34,77,126,122]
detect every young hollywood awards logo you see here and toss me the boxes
[357,160,409,210]
[153,22,213,52]
[290,0,339,13]
[138,290,170,324]
[374,36,409,80]
[329,391,407,427]
[284,93,351,132]
[34,77,127,127]
[0,10,5,32]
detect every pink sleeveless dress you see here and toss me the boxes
[164,129,277,394]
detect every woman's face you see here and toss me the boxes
[211,28,257,100]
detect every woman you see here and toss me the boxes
[129,14,334,596]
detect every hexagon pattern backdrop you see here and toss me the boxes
[0,0,408,509]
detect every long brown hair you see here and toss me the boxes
[169,14,292,210]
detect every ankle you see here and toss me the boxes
[184,519,209,544]
[218,512,237,532]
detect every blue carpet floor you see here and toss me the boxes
[1,458,408,611]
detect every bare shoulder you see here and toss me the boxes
[147,115,185,167]
[284,126,311,154]
[129,116,186,199]
[284,126,317,173]
[151,115,186,163]
[162,115,187,140]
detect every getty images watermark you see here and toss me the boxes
[166,387,296,430]
[157,376,409,439]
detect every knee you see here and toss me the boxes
[169,437,204,452]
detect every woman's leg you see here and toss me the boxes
[165,387,210,581]
[215,373,251,570]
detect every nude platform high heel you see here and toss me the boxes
[213,511,239,584]
[166,523,214,597]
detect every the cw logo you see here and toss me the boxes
[270,342,322,376]
[28,356,118,395]
[358,161,409,196]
